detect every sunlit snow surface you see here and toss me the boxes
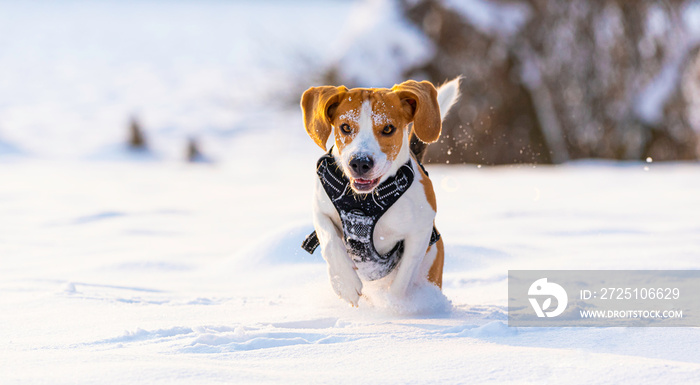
[1,1,700,384]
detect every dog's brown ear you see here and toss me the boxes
[301,86,347,150]
[392,80,441,143]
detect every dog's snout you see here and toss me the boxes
[349,154,374,177]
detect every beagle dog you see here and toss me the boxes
[301,78,460,306]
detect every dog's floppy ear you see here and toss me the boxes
[301,86,347,150]
[392,80,441,143]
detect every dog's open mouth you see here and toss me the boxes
[352,177,380,193]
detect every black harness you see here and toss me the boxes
[301,151,440,281]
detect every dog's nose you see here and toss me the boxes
[349,154,374,176]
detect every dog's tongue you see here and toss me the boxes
[354,178,376,185]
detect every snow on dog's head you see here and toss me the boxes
[301,80,441,193]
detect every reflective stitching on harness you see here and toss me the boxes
[325,164,345,186]
[334,184,350,203]
[376,167,413,201]
[370,191,385,210]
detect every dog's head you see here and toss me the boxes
[301,80,441,193]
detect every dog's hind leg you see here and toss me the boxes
[427,238,444,288]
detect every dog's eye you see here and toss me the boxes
[382,125,396,136]
[340,123,352,134]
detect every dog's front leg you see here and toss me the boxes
[314,213,363,307]
[389,231,432,298]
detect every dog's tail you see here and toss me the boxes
[410,76,462,162]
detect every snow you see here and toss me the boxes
[2,1,700,384]
[443,0,532,38]
[331,0,435,87]
[3,150,700,384]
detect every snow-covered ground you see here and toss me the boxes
[3,147,700,384]
[2,1,700,384]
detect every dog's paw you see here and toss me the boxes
[328,265,363,307]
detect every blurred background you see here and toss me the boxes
[1,0,699,165]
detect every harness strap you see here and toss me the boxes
[303,226,440,254]
[301,231,319,254]
[301,149,439,280]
